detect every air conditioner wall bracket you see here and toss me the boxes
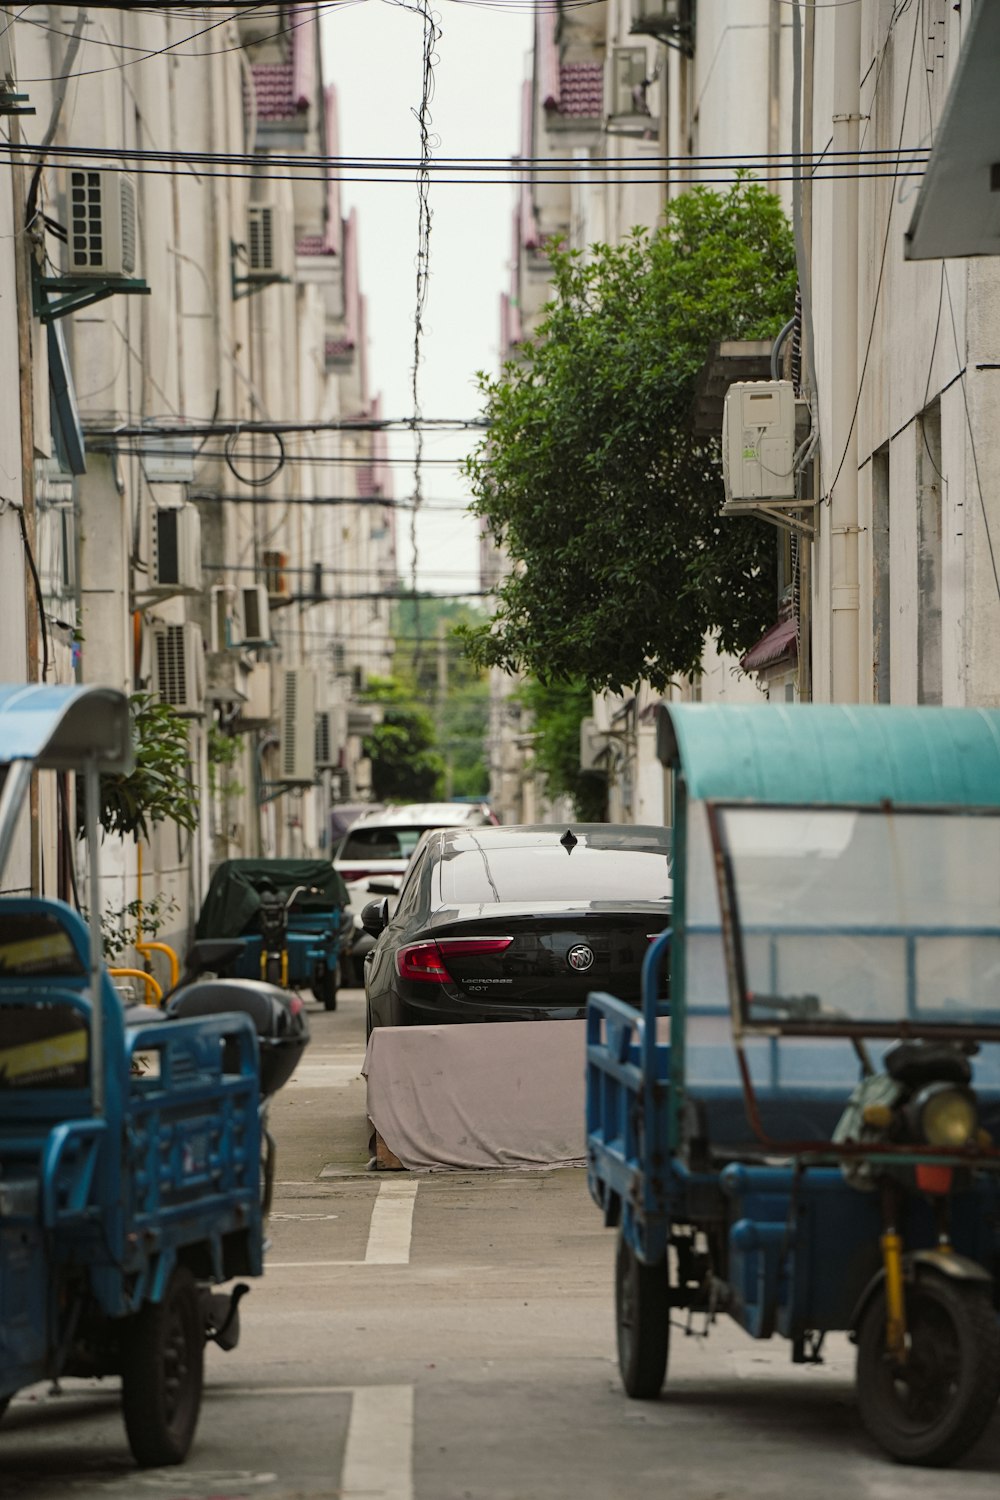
[32,266,150,324]
[230,239,292,301]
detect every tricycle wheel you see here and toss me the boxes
[615,1231,669,1399]
[856,1276,1000,1466]
[317,970,338,1011]
[120,1266,204,1467]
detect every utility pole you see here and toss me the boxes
[11,105,41,892]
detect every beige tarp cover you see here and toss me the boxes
[363,1020,587,1170]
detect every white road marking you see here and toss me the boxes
[265,1259,366,1268]
[269,1212,340,1221]
[341,1384,414,1500]
[206,1384,415,1500]
[364,1179,418,1265]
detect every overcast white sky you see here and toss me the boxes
[320,0,533,596]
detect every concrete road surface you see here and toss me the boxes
[2,989,998,1499]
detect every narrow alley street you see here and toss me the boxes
[2,992,999,1500]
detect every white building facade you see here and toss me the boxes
[0,6,394,974]
[486,0,1000,826]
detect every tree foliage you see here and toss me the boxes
[462,181,797,694]
[391,598,490,798]
[518,677,607,822]
[85,693,199,842]
[361,674,446,802]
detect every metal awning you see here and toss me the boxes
[0,683,132,772]
[740,616,798,674]
[905,3,1000,260]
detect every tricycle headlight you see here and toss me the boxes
[916,1084,977,1148]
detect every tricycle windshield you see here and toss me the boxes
[708,803,1000,1034]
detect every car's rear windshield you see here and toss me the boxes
[437,843,672,904]
[338,827,431,861]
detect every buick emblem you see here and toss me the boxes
[567,944,595,973]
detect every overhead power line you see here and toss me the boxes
[0,140,930,180]
[191,491,473,511]
[0,140,931,169]
[83,416,487,439]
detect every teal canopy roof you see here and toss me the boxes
[0,684,132,773]
[657,704,1000,807]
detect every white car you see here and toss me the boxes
[333,802,497,982]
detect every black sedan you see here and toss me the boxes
[362,823,672,1032]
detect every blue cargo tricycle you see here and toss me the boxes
[195,857,350,1010]
[587,704,1000,1466]
[0,685,308,1466]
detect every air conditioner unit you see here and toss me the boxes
[609,48,650,117]
[347,704,380,738]
[281,666,317,783]
[722,380,797,503]
[151,622,204,716]
[247,202,288,279]
[241,583,271,645]
[238,661,273,729]
[152,505,202,593]
[67,168,138,278]
[209,584,245,652]
[315,706,347,769]
[262,550,289,601]
[205,649,249,708]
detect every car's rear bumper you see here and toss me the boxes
[371,984,588,1028]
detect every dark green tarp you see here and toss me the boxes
[195,858,349,940]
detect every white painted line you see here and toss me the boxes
[341,1384,414,1500]
[265,1259,366,1268]
[209,1384,360,1397]
[364,1179,418,1265]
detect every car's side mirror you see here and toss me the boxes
[360,898,389,938]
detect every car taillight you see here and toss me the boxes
[396,937,513,985]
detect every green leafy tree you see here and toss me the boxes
[84,692,198,842]
[518,677,606,822]
[389,600,490,799]
[462,180,797,694]
[361,675,446,801]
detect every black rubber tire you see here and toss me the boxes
[120,1266,204,1468]
[856,1275,1000,1466]
[264,953,282,986]
[317,970,338,1012]
[615,1231,669,1400]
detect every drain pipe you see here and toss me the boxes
[828,0,861,702]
